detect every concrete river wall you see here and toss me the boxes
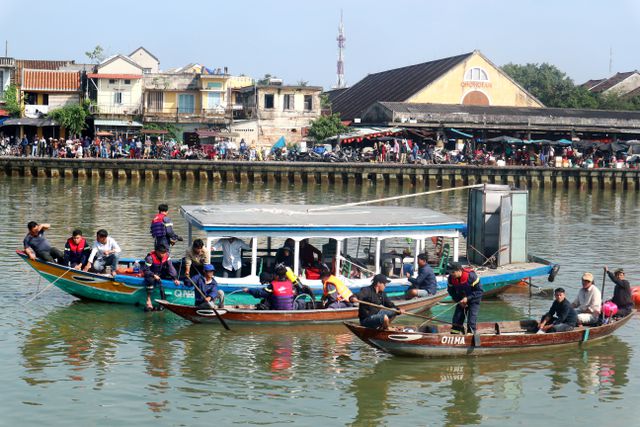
[1,157,638,191]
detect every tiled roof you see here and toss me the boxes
[589,71,638,93]
[22,69,80,92]
[13,59,75,85]
[580,78,605,90]
[331,52,473,121]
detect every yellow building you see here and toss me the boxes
[331,50,543,121]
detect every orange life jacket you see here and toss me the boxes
[322,275,353,302]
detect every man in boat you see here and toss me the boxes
[191,264,224,309]
[447,262,483,334]
[242,265,306,310]
[184,239,207,279]
[23,221,64,263]
[243,272,276,310]
[141,244,181,312]
[604,266,634,318]
[150,204,183,252]
[63,229,92,269]
[212,237,252,278]
[405,253,437,299]
[538,287,578,332]
[84,229,122,276]
[358,274,402,329]
[275,245,294,270]
[572,272,602,325]
[320,269,359,309]
[299,239,322,268]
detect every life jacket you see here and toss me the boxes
[147,250,169,274]
[67,237,86,254]
[322,275,353,302]
[449,268,474,287]
[271,279,294,310]
[448,268,481,298]
[150,213,167,238]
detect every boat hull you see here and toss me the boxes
[344,313,634,357]
[156,291,447,325]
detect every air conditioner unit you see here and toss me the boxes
[268,78,283,85]
[354,118,361,124]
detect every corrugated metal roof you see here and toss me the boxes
[331,52,473,121]
[94,119,143,127]
[22,69,80,91]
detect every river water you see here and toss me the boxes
[1,178,638,426]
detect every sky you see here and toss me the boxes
[1,0,639,89]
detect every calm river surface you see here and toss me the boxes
[1,178,638,426]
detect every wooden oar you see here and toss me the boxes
[185,276,231,331]
[358,300,453,325]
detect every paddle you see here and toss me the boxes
[600,268,607,323]
[185,275,231,331]
[23,266,72,305]
[357,300,453,325]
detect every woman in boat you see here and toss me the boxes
[604,266,634,318]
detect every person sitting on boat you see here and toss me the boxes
[358,274,402,330]
[243,265,303,310]
[63,229,92,270]
[405,253,437,299]
[604,266,634,318]
[83,229,121,276]
[141,244,181,312]
[184,239,207,279]
[320,269,359,309]
[243,272,275,310]
[213,237,252,278]
[572,272,602,325]
[447,262,483,334]
[299,239,322,268]
[275,245,294,270]
[23,221,64,264]
[191,264,224,309]
[150,203,183,252]
[538,287,578,332]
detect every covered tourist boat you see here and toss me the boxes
[18,185,555,306]
[155,291,447,325]
[344,312,635,357]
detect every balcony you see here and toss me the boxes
[143,107,232,124]
[24,104,49,118]
[0,57,15,68]
[90,104,142,116]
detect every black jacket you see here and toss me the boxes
[544,298,578,326]
[358,285,397,322]
[607,271,634,309]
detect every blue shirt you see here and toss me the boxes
[24,231,51,254]
[408,264,437,295]
[191,274,219,306]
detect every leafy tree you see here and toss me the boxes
[85,45,106,64]
[307,113,348,142]
[296,79,308,87]
[143,122,180,141]
[257,74,276,85]
[320,93,331,109]
[48,103,89,137]
[3,84,21,117]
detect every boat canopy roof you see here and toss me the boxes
[180,204,466,238]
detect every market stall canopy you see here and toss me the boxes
[486,136,523,144]
[94,119,143,127]
[141,129,169,135]
[1,118,58,127]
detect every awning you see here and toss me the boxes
[96,131,114,137]
[141,129,169,135]
[1,118,58,127]
[94,119,143,127]
[449,128,473,138]
[196,129,239,137]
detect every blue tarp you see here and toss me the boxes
[449,128,473,138]
[271,136,286,152]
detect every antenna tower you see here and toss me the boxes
[336,10,346,89]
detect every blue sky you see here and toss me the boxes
[1,0,639,89]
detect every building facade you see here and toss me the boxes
[21,69,81,119]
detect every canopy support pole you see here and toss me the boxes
[250,237,258,277]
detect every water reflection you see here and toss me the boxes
[349,336,631,426]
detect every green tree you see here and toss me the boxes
[85,45,106,64]
[48,103,89,137]
[143,122,181,141]
[307,113,348,142]
[257,74,276,85]
[3,84,21,117]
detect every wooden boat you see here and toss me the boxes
[344,312,635,357]
[155,291,447,325]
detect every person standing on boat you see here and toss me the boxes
[320,269,359,308]
[184,239,207,279]
[150,204,183,252]
[405,253,437,299]
[572,272,602,325]
[141,244,180,312]
[23,221,64,263]
[84,229,121,276]
[538,287,578,332]
[63,229,92,269]
[359,274,402,329]
[192,264,224,309]
[604,266,634,318]
[447,262,483,334]
[212,237,252,278]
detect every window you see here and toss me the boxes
[264,93,274,109]
[283,94,294,110]
[464,67,489,81]
[147,91,163,111]
[109,79,117,84]
[208,92,222,108]
[303,95,313,111]
[207,82,223,89]
[124,79,131,85]
[114,92,123,104]
[42,94,49,105]
[143,68,152,74]
[178,94,195,113]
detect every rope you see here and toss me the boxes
[307,184,484,212]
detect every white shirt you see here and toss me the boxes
[88,237,122,263]
[213,238,251,271]
[573,285,602,316]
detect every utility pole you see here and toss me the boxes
[335,10,346,89]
